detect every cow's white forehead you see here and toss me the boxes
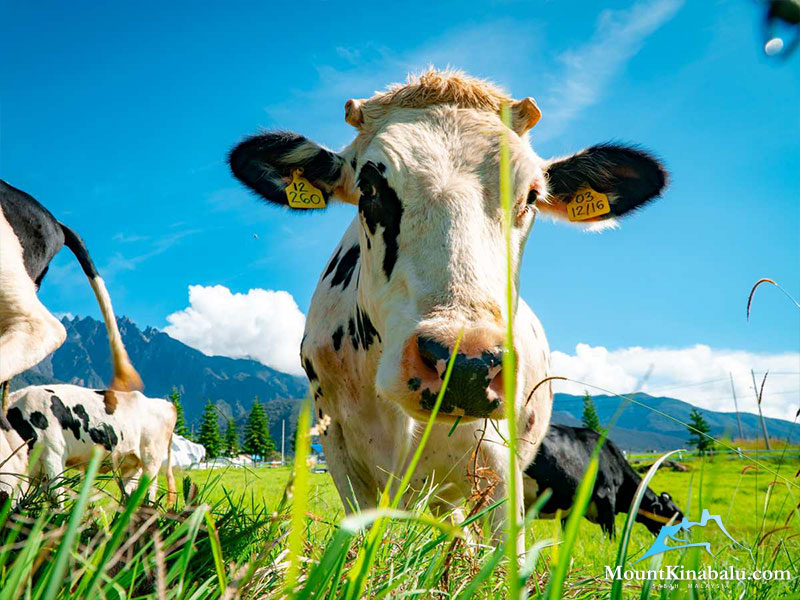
[354,106,546,207]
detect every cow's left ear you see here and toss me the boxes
[228,132,357,208]
[539,144,667,224]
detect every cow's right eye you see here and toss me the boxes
[527,188,539,205]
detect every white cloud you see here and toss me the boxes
[536,0,684,141]
[164,285,306,376]
[551,344,800,421]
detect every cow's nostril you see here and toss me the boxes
[417,336,450,373]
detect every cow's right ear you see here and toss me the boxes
[228,132,357,208]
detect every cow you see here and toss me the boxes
[0,180,141,399]
[523,424,683,536]
[228,69,667,554]
[7,384,176,504]
[0,410,28,507]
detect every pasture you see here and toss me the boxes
[0,448,797,599]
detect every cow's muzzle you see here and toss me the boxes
[400,334,506,420]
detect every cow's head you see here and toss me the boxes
[229,70,667,423]
[637,491,684,535]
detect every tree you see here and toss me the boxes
[169,387,190,438]
[243,398,275,460]
[197,400,223,459]
[224,417,240,457]
[581,392,602,433]
[687,408,713,454]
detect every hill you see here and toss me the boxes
[15,316,796,453]
[16,316,308,445]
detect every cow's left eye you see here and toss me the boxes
[527,188,539,205]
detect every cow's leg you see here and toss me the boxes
[40,451,66,507]
[322,420,376,513]
[0,216,65,382]
[480,444,526,561]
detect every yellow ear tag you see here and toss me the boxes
[566,186,610,222]
[285,170,326,209]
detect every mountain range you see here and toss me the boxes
[15,316,797,452]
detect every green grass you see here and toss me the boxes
[2,450,796,599]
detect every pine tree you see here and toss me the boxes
[197,400,224,459]
[581,392,602,433]
[243,398,275,460]
[687,408,712,454]
[224,417,240,457]
[169,387,190,438]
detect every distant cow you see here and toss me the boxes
[0,411,28,507]
[7,384,176,503]
[523,424,682,536]
[228,69,667,554]
[0,180,141,396]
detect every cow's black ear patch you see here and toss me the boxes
[544,143,667,219]
[228,132,345,208]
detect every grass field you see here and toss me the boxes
[1,446,797,599]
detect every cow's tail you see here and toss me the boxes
[60,224,142,391]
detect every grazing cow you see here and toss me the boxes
[7,384,176,503]
[0,411,28,507]
[523,424,683,536]
[228,69,667,553]
[0,180,141,395]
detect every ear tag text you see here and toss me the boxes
[566,186,610,221]
[286,170,326,209]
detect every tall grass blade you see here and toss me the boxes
[610,449,682,600]
[38,447,102,600]
[499,99,521,600]
[285,400,312,595]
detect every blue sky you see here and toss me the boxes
[2,1,798,417]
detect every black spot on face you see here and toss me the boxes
[29,411,48,430]
[7,408,37,449]
[318,408,323,418]
[88,423,118,451]
[303,358,318,382]
[45,388,54,393]
[408,377,421,391]
[322,246,342,280]
[330,244,360,288]
[358,162,403,280]
[332,326,344,352]
[349,306,381,352]
[348,318,357,350]
[50,395,82,441]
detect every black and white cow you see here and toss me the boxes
[0,410,28,507]
[0,180,141,395]
[523,424,683,536]
[7,384,176,503]
[228,69,667,554]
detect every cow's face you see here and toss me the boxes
[229,72,666,422]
